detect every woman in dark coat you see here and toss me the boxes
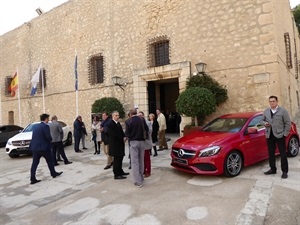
[107,111,129,179]
[149,113,159,156]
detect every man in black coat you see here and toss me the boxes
[73,116,83,153]
[107,111,129,179]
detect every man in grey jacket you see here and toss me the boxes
[261,96,291,179]
[49,115,73,166]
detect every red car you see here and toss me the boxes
[171,112,299,177]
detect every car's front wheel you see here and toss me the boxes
[65,132,72,146]
[224,150,243,177]
[287,136,299,157]
[9,153,20,158]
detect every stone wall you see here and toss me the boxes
[0,0,299,131]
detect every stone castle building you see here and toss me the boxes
[0,0,299,133]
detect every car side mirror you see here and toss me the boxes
[246,127,258,134]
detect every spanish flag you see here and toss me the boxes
[8,72,18,97]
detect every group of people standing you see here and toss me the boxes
[29,95,293,186]
[29,108,169,187]
[84,108,168,188]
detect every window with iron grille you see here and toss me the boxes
[88,54,104,85]
[147,36,170,68]
[297,90,299,108]
[154,41,170,67]
[4,76,13,97]
[37,69,47,93]
[284,33,292,69]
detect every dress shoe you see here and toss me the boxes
[30,179,41,185]
[134,182,143,188]
[264,169,276,175]
[104,165,111,170]
[76,150,83,153]
[57,159,63,162]
[122,172,130,176]
[55,163,59,166]
[153,154,158,157]
[83,147,88,149]
[281,172,288,179]
[52,172,63,178]
[65,161,73,165]
[144,173,150,178]
[114,175,126,180]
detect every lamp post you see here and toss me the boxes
[112,76,126,90]
[195,62,207,74]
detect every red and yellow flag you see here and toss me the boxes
[8,72,18,97]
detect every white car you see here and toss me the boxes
[6,121,72,158]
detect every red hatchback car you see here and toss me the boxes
[171,112,299,177]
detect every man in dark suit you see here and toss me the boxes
[261,96,291,179]
[101,112,113,170]
[73,115,83,153]
[29,114,63,184]
[107,111,129,179]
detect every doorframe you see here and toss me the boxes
[133,61,192,134]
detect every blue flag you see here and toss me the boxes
[74,54,78,91]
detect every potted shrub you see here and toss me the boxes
[176,73,228,136]
[176,87,216,135]
[186,74,228,106]
[92,97,125,118]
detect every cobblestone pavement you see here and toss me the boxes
[0,132,299,225]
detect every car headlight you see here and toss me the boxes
[6,140,12,145]
[199,146,221,157]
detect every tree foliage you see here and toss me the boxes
[176,87,216,126]
[91,97,125,118]
[186,74,228,106]
[293,4,300,33]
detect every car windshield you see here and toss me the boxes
[23,123,39,132]
[202,117,247,133]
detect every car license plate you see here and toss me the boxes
[174,157,188,165]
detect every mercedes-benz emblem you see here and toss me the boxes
[178,149,185,157]
[20,140,26,146]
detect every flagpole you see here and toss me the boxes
[17,68,21,126]
[76,89,78,116]
[75,50,79,117]
[41,61,45,113]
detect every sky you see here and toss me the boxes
[0,0,69,35]
[0,0,299,35]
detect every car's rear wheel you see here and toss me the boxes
[287,136,299,157]
[65,132,72,146]
[9,153,20,158]
[224,150,243,177]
